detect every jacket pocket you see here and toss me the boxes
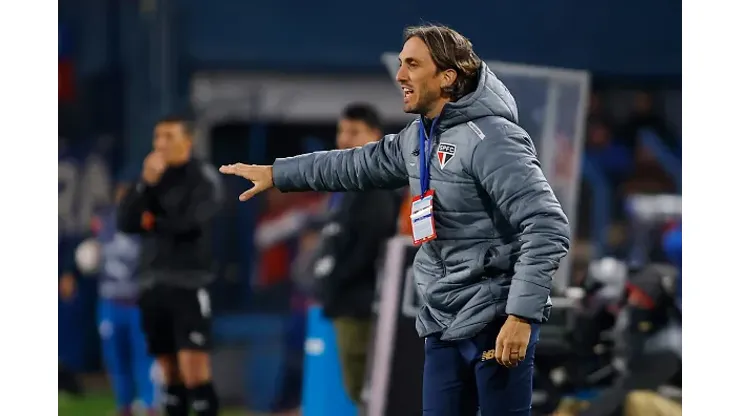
[473,242,517,302]
[479,240,524,277]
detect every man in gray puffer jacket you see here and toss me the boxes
[221,24,570,416]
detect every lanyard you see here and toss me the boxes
[418,117,439,195]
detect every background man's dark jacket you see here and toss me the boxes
[117,159,222,289]
[312,190,401,319]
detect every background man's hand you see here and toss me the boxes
[219,163,274,201]
[141,211,155,231]
[59,273,76,301]
[142,152,166,185]
[495,315,531,367]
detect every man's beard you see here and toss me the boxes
[415,90,442,118]
[406,88,437,116]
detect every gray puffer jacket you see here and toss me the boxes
[273,62,570,341]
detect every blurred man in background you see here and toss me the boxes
[310,104,402,404]
[118,115,223,416]
[220,24,570,415]
[60,178,159,415]
[91,180,158,416]
[618,91,676,152]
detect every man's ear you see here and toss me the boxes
[441,69,458,90]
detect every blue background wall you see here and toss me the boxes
[62,0,681,77]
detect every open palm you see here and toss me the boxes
[219,163,274,201]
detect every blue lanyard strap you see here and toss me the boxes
[418,117,439,195]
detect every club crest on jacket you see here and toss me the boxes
[437,143,457,170]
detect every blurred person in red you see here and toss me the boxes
[118,115,223,416]
[253,189,324,289]
[305,103,402,404]
[220,24,570,415]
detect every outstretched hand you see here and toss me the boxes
[219,163,274,201]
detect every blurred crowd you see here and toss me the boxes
[576,89,681,270]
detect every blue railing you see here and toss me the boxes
[638,129,682,191]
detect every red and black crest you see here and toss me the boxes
[437,143,457,170]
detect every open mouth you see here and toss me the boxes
[402,86,414,102]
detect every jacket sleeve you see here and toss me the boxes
[471,133,571,322]
[117,182,153,234]
[154,166,223,236]
[272,133,408,192]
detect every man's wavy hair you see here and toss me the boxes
[403,24,482,101]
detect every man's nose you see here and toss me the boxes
[396,66,408,83]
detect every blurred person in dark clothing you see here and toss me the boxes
[586,92,614,128]
[310,104,401,404]
[576,262,681,416]
[618,91,677,151]
[585,118,633,185]
[616,92,678,195]
[118,115,223,416]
